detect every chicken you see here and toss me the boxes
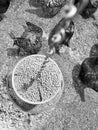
[48,18,74,55]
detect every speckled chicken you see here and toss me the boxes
[8,22,43,56]
[40,0,66,7]
[13,36,42,55]
[40,0,77,18]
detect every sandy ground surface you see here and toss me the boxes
[0,0,98,130]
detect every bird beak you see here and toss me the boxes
[13,40,17,46]
[13,43,15,46]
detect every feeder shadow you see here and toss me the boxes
[7,75,37,113]
[9,93,37,112]
[72,64,86,102]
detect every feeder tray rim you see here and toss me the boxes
[12,54,64,105]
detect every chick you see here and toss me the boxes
[48,18,74,55]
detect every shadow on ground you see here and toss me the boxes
[72,64,86,102]
[25,5,62,18]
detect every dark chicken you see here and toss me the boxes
[0,0,11,14]
[79,57,98,92]
[73,0,89,14]
[72,43,98,101]
[74,0,98,19]
[72,56,98,101]
[90,44,98,57]
[0,0,11,21]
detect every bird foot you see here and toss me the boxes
[59,46,67,53]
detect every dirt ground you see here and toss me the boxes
[0,0,98,130]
